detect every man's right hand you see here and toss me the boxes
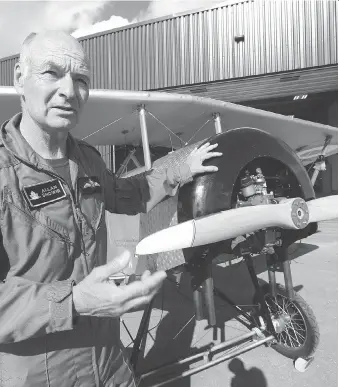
[73,251,167,318]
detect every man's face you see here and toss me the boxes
[21,36,90,133]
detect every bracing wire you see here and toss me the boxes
[81,117,124,140]
[148,111,174,152]
[186,118,212,144]
[147,111,186,148]
[147,284,165,333]
[82,109,215,153]
[122,280,166,348]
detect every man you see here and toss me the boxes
[0,30,222,386]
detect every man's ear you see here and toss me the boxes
[14,63,25,96]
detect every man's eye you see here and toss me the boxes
[43,70,58,77]
[77,78,88,86]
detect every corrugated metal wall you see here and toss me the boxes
[0,56,17,86]
[0,0,337,88]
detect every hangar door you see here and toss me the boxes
[160,65,338,104]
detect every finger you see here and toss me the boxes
[204,143,219,150]
[140,271,166,295]
[198,142,210,149]
[123,294,155,312]
[123,284,164,311]
[141,270,151,281]
[203,152,223,160]
[200,166,219,173]
[200,142,220,151]
[123,283,151,300]
[95,250,132,281]
[110,250,133,274]
[200,146,219,155]
[123,271,166,300]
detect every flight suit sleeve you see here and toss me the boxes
[103,163,193,214]
[0,237,75,344]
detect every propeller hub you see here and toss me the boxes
[290,198,309,229]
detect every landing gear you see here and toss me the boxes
[294,356,315,372]
[129,253,320,385]
[253,282,320,360]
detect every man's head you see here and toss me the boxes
[14,30,91,133]
[228,358,245,374]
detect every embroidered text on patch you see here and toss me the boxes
[23,179,67,208]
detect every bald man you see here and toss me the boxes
[0,31,222,386]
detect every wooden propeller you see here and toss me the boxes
[136,196,338,255]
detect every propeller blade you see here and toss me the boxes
[136,196,338,256]
[307,195,338,222]
[136,197,310,255]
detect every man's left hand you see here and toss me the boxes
[186,142,223,176]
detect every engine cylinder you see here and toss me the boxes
[241,176,256,197]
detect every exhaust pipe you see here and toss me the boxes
[136,195,337,255]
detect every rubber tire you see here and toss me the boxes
[253,282,320,359]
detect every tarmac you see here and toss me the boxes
[120,220,338,387]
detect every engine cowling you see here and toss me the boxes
[177,127,317,263]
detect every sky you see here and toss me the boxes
[0,0,225,59]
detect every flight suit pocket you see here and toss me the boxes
[0,187,72,281]
[2,186,70,243]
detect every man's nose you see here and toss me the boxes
[58,74,76,99]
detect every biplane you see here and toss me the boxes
[0,86,338,386]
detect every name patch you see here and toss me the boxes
[78,176,102,194]
[23,179,66,208]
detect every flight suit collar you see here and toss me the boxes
[1,113,41,169]
[1,113,82,191]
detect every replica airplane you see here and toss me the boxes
[0,87,338,386]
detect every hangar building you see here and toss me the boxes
[0,0,337,194]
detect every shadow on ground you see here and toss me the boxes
[228,358,267,387]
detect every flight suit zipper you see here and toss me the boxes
[15,158,90,276]
[40,168,90,275]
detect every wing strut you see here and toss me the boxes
[116,148,138,177]
[138,105,152,170]
[311,135,332,186]
[213,113,222,134]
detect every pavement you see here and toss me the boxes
[120,220,338,387]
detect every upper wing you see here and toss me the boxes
[1,87,337,165]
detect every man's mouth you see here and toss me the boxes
[53,106,77,114]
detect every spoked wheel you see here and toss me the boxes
[253,283,320,359]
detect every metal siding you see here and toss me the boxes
[0,0,337,89]
[0,56,18,86]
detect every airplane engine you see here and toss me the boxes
[177,127,318,264]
